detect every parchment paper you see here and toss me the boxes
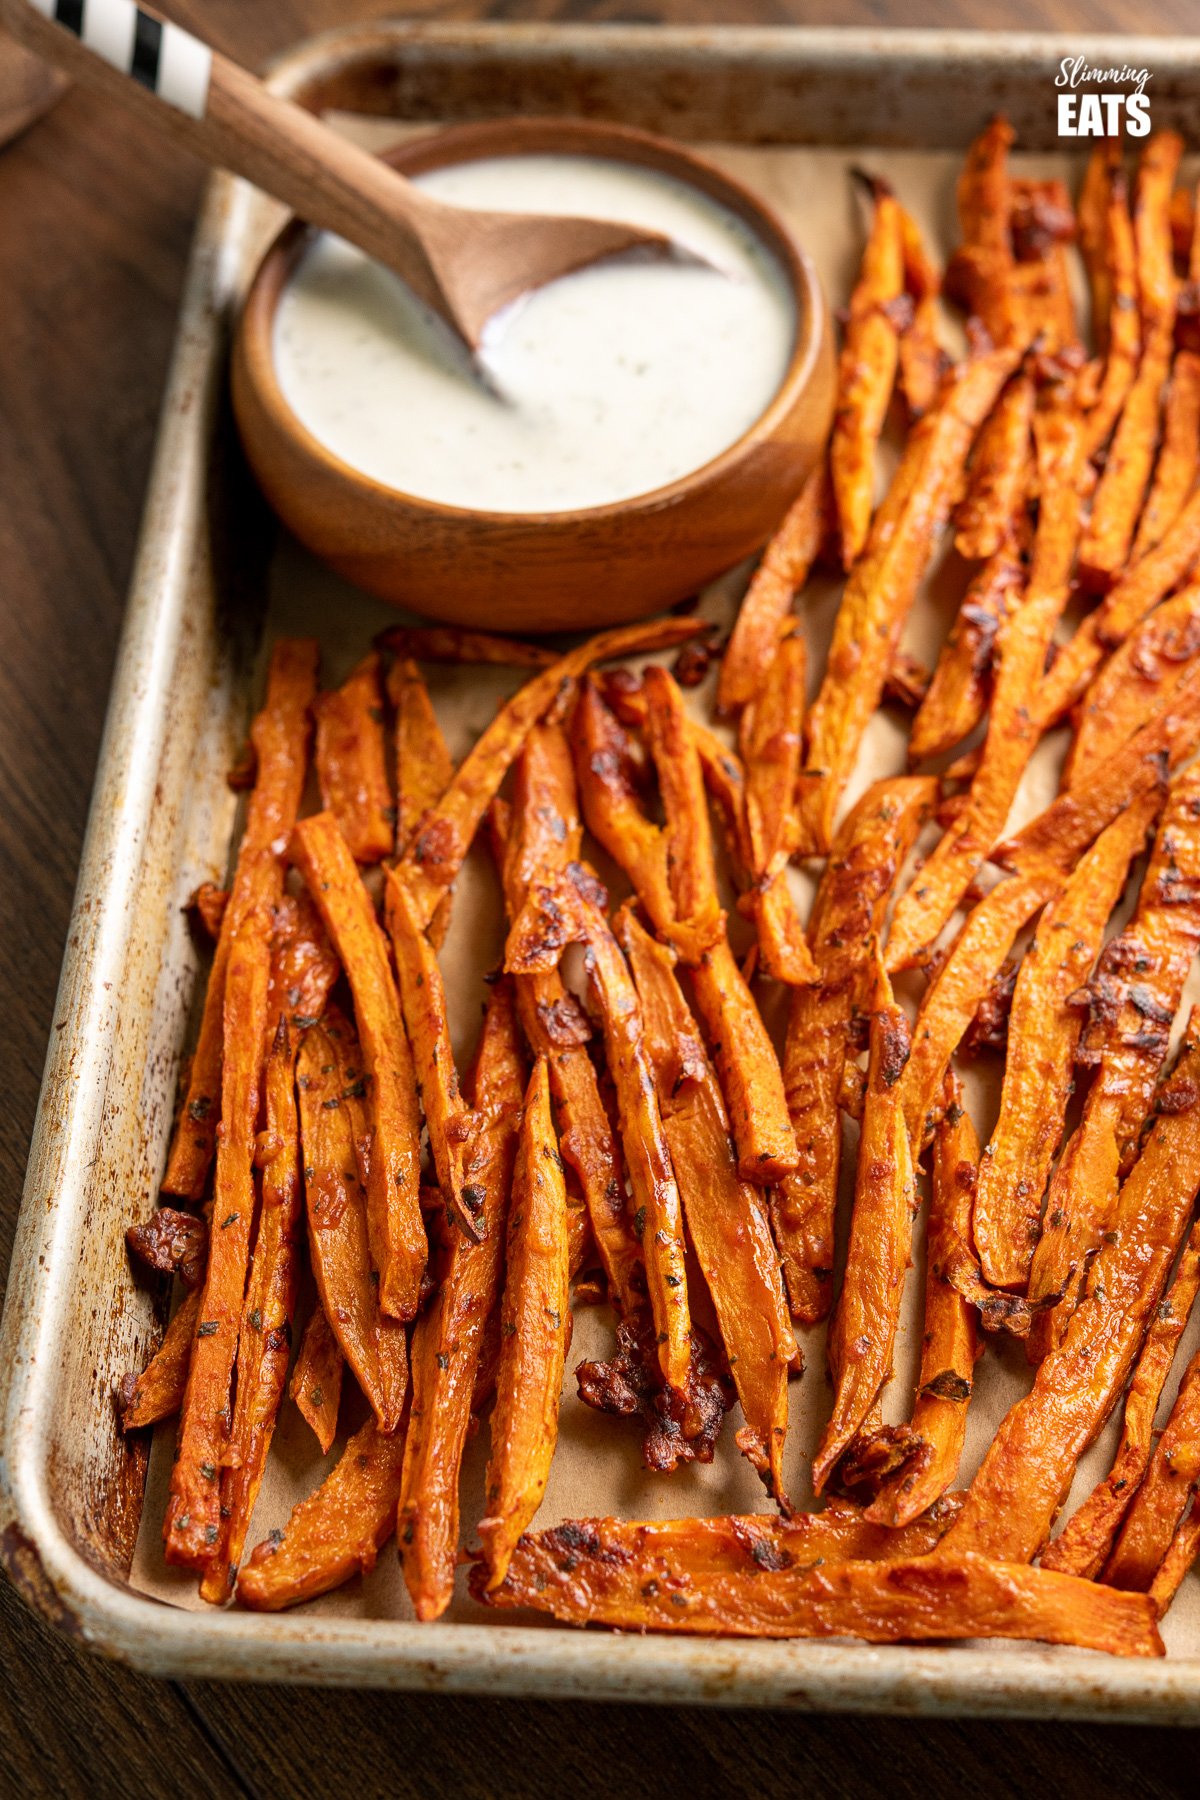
[132,130,1200,1656]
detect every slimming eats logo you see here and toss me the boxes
[1056,57,1152,137]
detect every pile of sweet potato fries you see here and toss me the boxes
[121,121,1200,1659]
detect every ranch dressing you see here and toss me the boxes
[272,153,795,514]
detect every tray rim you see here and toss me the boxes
[5,18,1200,1712]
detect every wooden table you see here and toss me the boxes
[2,2,1198,1791]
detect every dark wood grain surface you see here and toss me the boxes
[2,3,1198,1793]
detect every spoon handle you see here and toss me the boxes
[1,0,454,316]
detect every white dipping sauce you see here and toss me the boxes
[272,153,795,514]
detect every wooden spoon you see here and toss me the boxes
[2,0,679,350]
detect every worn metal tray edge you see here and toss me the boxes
[3,22,1200,1713]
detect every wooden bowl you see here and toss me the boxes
[233,117,835,633]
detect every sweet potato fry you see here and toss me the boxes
[265,890,340,1038]
[897,202,945,419]
[943,1027,1200,1563]
[972,790,1158,1291]
[164,901,272,1573]
[1079,330,1175,591]
[1024,1123,1120,1365]
[506,866,693,1402]
[739,626,805,873]
[1066,580,1200,788]
[1084,166,1141,459]
[502,724,640,1313]
[478,1058,570,1590]
[999,659,1200,877]
[1027,759,1200,1351]
[475,1529,1161,1656]
[386,653,454,855]
[800,343,1021,856]
[812,947,915,1495]
[237,1416,406,1611]
[718,461,831,717]
[947,117,1024,346]
[641,666,725,953]
[620,911,795,1505]
[200,1019,304,1602]
[501,729,727,1468]
[909,541,1027,764]
[599,672,754,884]
[313,652,394,865]
[1135,131,1185,336]
[297,1012,408,1432]
[954,369,1034,562]
[1077,140,1118,357]
[831,172,906,568]
[574,677,674,936]
[1039,484,1200,726]
[291,812,425,1320]
[867,1074,979,1528]
[1133,350,1200,557]
[118,1289,201,1431]
[399,979,524,1620]
[290,1303,343,1455]
[1042,1215,1200,1580]
[887,372,1088,971]
[691,936,798,1182]
[1149,1497,1200,1617]
[584,666,795,1179]
[385,869,485,1240]
[899,869,1064,1153]
[163,638,318,1200]
[737,627,817,985]
[775,776,934,1322]
[484,1501,961,1597]
[386,653,453,947]
[377,625,557,669]
[1009,177,1077,353]
[397,615,707,930]
[1078,133,1182,589]
[1106,1342,1200,1592]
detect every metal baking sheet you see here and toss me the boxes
[4,22,1200,1715]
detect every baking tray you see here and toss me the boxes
[5,22,1200,1716]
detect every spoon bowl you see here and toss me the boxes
[233,117,836,633]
